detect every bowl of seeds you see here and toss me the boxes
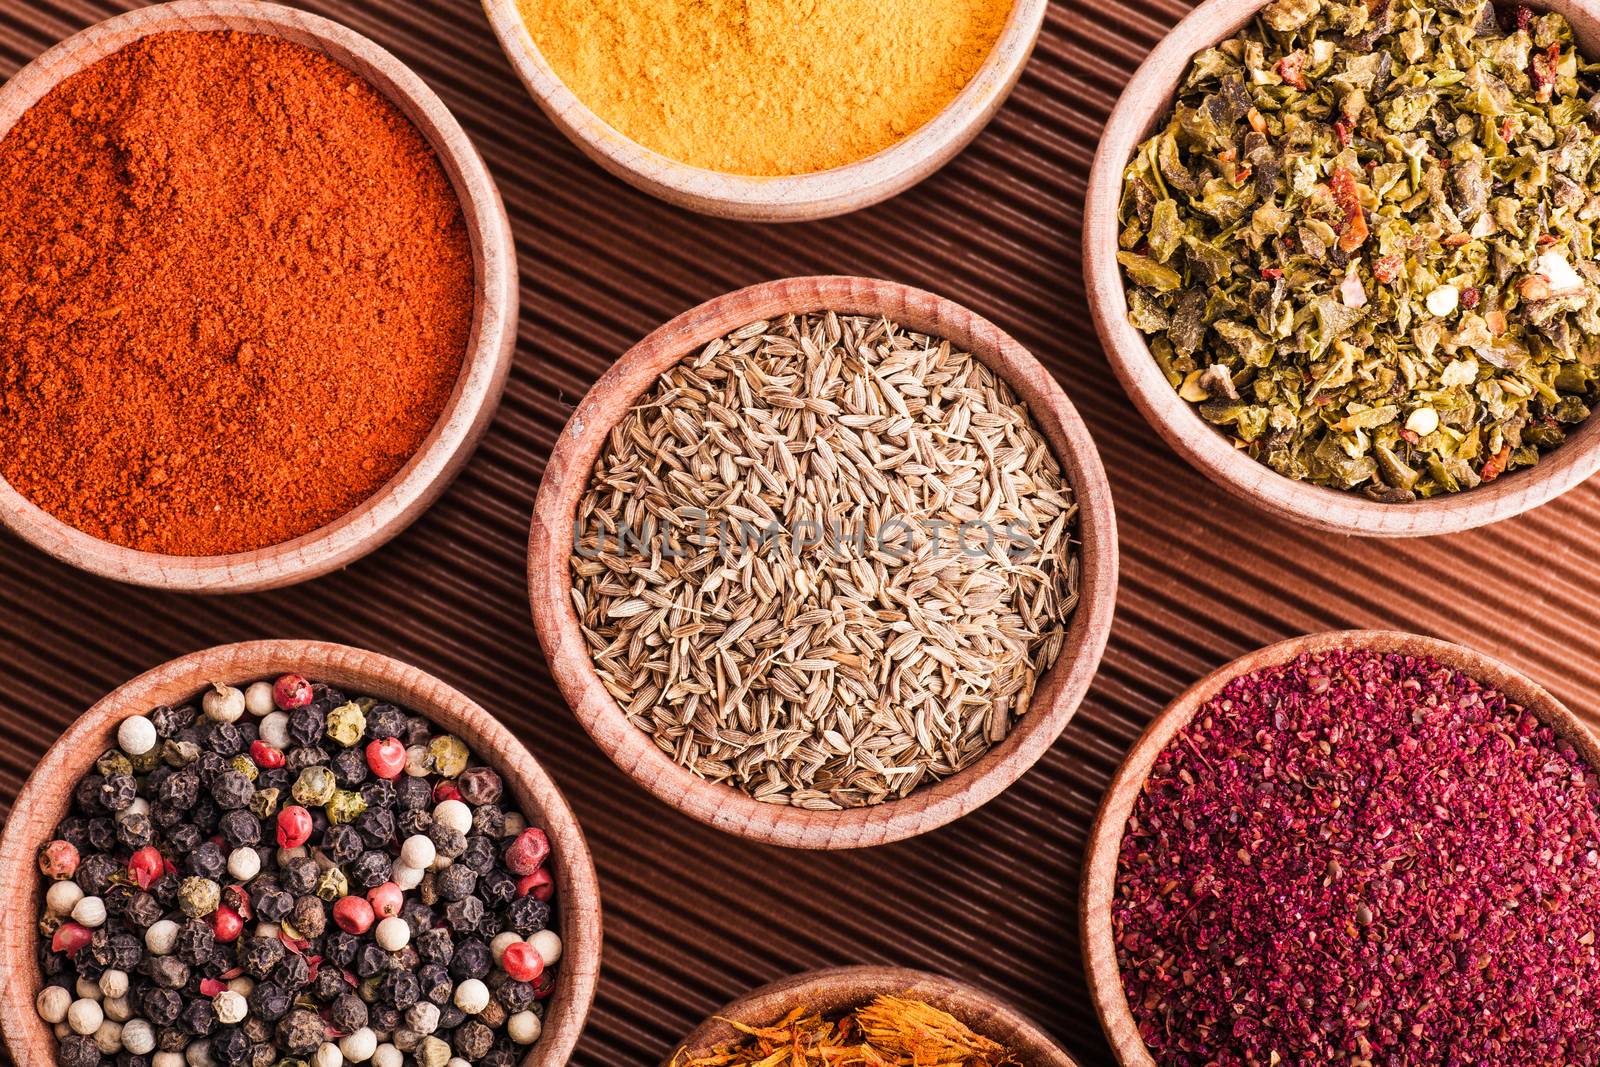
[528,276,1117,849]
[664,965,1080,1066]
[479,0,1048,221]
[1085,0,1600,536]
[0,640,600,1067]
[1082,629,1600,1064]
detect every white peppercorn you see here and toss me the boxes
[213,990,248,1024]
[489,931,520,964]
[185,1037,216,1067]
[390,864,424,891]
[502,812,527,837]
[431,800,471,835]
[202,683,246,723]
[68,998,104,1035]
[374,916,409,951]
[260,711,290,749]
[71,895,107,928]
[122,1018,156,1055]
[146,918,179,955]
[103,996,133,1023]
[398,835,435,870]
[452,979,489,1015]
[99,969,129,1000]
[405,1002,439,1036]
[117,716,158,757]
[339,1028,377,1063]
[529,929,562,965]
[46,880,84,917]
[372,1043,402,1067]
[228,847,261,882]
[75,977,101,1002]
[93,1019,123,1054]
[36,986,71,1024]
[507,1010,541,1044]
[245,681,276,717]
[154,1054,184,1067]
[314,1042,343,1067]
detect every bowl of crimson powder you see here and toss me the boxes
[0,639,600,1067]
[0,2,517,592]
[1082,630,1600,1065]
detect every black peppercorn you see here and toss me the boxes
[397,809,433,838]
[85,817,117,853]
[190,798,220,831]
[455,1021,494,1060]
[116,812,155,850]
[323,824,364,864]
[150,872,180,909]
[100,774,138,811]
[125,892,163,929]
[188,841,228,880]
[205,722,245,757]
[150,704,195,738]
[75,774,107,813]
[416,927,454,965]
[277,1009,325,1056]
[166,824,202,857]
[117,1052,152,1067]
[212,1026,252,1066]
[241,1017,271,1044]
[150,803,182,830]
[471,805,505,838]
[329,992,368,1034]
[494,976,535,1012]
[60,1034,101,1067]
[324,931,360,968]
[350,850,391,889]
[248,981,292,1023]
[330,747,368,787]
[355,808,396,847]
[274,951,311,989]
[480,869,516,905]
[313,966,347,1003]
[102,883,137,919]
[239,935,285,979]
[157,1026,188,1053]
[213,770,255,810]
[448,938,491,981]
[156,770,199,814]
[365,704,404,740]
[56,816,92,850]
[435,864,477,902]
[143,986,182,1026]
[456,767,502,806]
[355,942,389,978]
[360,779,395,811]
[145,955,190,990]
[282,857,319,896]
[287,707,326,747]
[378,969,420,1010]
[394,776,432,811]
[426,823,466,859]
[369,1004,401,1033]
[291,895,326,938]
[219,809,261,848]
[414,961,451,1005]
[505,894,551,934]
[252,885,293,923]
[176,919,216,965]
[108,932,144,970]
[195,752,227,787]
[284,746,324,774]
[443,895,484,934]
[181,996,217,1035]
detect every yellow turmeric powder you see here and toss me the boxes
[514,0,1014,176]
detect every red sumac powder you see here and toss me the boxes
[0,31,473,556]
[1115,648,1600,1065]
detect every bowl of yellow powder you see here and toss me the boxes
[481,0,1046,221]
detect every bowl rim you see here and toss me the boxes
[1082,0,1600,538]
[527,274,1119,849]
[662,964,1081,1067]
[0,0,519,593]
[1079,627,1600,1066]
[0,638,602,1067]
[478,0,1049,221]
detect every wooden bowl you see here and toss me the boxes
[480,0,1048,221]
[0,1,518,592]
[0,640,601,1067]
[528,275,1118,849]
[1083,0,1600,537]
[1080,629,1599,1066]
[663,965,1080,1067]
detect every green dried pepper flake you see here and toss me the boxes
[326,701,367,748]
[230,754,258,782]
[326,789,367,825]
[250,786,281,819]
[291,766,337,807]
[177,876,220,918]
[316,866,349,902]
[429,734,470,778]
[1117,0,1600,499]
[96,751,133,779]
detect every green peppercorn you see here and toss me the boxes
[230,755,258,782]
[96,751,133,778]
[429,735,470,778]
[326,702,367,748]
[326,790,367,825]
[292,766,336,807]
[315,866,349,902]
[177,876,220,918]
[162,739,200,767]
[128,747,162,774]
[250,787,281,818]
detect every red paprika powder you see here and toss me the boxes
[0,31,473,556]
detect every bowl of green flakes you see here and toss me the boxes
[1085,0,1600,536]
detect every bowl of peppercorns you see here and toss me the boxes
[0,640,600,1067]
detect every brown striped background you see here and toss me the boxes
[4,1,1600,1064]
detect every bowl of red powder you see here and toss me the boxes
[1083,630,1600,1065]
[0,1,518,593]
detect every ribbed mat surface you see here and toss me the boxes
[5,2,1600,1064]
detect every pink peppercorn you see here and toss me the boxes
[501,940,543,983]
[517,869,554,901]
[38,840,78,880]
[276,805,312,848]
[128,846,164,890]
[365,738,406,779]
[272,673,313,710]
[531,971,554,1000]
[505,828,549,876]
[432,780,461,803]
[250,740,285,769]
[199,978,227,998]
[332,895,375,934]
[367,882,403,919]
[211,906,243,942]
[51,922,92,954]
